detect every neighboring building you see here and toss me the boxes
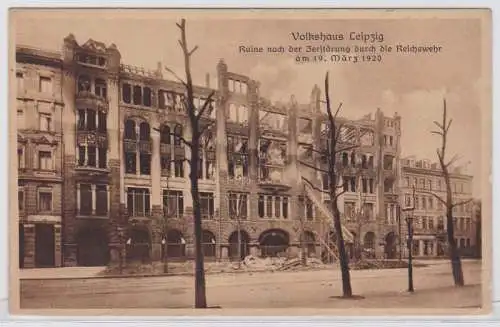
[400,156,476,258]
[16,35,402,268]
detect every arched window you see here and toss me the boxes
[139,122,150,141]
[133,85,142,105]
[124,120,136,140]
[160,125,171,144]
[122,83,131,103]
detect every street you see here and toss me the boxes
[20,260,483,309]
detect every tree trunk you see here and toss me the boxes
[446,204,464,286]
[332,199,353,297]
[190,138,208,308]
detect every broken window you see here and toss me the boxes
[95,79,107,98]
[133,85,142,105]
[87,146,96,167]
[158,90,166,109]
[122,83,131,103]
[258,138,286,182]
[384,178,394,193]
[78,75,91,93]
[124,120,136,139]
[161,155,171,177]
[163,190,184,218]
[139,153,151,175]
[125,151,136,174]
[98,147,107,168]
[228,192,248,219]
[174,125,183,146]
[87,109,96,131]
[383,154,394,170]
[200,192,215,219]
[342,152,349,167]
[174,159,184,178]
[95,185,108,216]
[77,109,86,130]
[143,87,152,107]
[79,184,92,216]
[98,111,107,133]
[160,125,171,144]
[127,187,150,217]
[227,135,249,179]
[360,129,374,146]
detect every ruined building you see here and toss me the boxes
[16,35,403,268]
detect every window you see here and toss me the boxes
[429,197,434,209]
[16,72,24,91]
[38,191,52,212]
[322,173,329,191]
[158,90,167,109]
[369,179,374,193]
[161,155,171,177]
[77,110,86,130]
[133,85,142,105]
[362,178,368,193]
[122,83,132,103]
[125,152,136,174]
[422,196,427,209]
[364,203,374,221]
[139,153,151,175]
[344,201,355,220]
[98,111,107,133]
[87,146,96,167]
[174,126,183,146]
[200,192,215,219]
[422,217,427,230]
[228,192,248,219]
[227,136,249,179]
[95,185,108,216]
[38,151,52,170]
[404,194,412,207]
[39,114,52,132]
[259,195,288,219]
[298,118,312,134]
[78,75,91,92]
[163,190,184,218]
[18,189,24,211]
[127,188,150,217]
[143,87,152,107]
[342,152,349,167]
[404,177,410,187]
[95,79,107,98]
[428,179,432,191]
[383,155,394,170]
[429,217,434,230]
[18,148,24,169]
[98,147,107,168]
[384,178,393,193]
[160,125,171,144]
[39,76,52,93]
[79,184,92,215]
[174,159,184,177]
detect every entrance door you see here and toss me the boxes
[19,224,25,268]
[35,224,55,267]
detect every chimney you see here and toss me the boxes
[206,73,210,88]
[156,61,163,78]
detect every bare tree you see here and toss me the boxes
[163,19,216,308]
[425,99,473,287]
[300,72,357,297]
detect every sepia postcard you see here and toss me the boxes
[8,8,492,316]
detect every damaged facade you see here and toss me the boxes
[15,35,472,268]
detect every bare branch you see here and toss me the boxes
[333,189,347,202]
[419,190,447,205]
[445,154,461,168]
[196,91,216,121]
[152,126,192,148]
[302,176,329,195]
[452,198,473,208]
[431,130,444,136]
[433,121,443,130]
[333,102,343,120]
[299,160,329,174]
[188,45,199,57]
[199,120,216,136]
[164,66,187,86]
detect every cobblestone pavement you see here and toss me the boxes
[19,260,483,310]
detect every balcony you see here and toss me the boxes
[76,91,108,111]
[76,130,108,148]
[258,166,291,191]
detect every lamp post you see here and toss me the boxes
[397,204,402,262]
[402,186,416,293]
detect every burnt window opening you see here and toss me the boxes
[158,90,166,109]
[163,190,184,218]
[161,155,171,176]
[78,146,86,166]
[124,120,136,140]
[95,79,107,98]
[204,157,215,180]
[125,152,136,174]
[199,192,215,218]
[174,125,183,146]
[384,178,394,193]
[78,75,91,93]
[139,153,151,175]
[368,155,374,168]
[133,85,142,105]
[87,146,97,167]
[127,187,150,217]
[98,111,107,133]
[361,155,368,169]
[362,178,368,193]
[383,155,394,170]
[350,177,356,192]
[227,136,249,179]
[228,193,248,219]
[143,87,152,107]
[139,122,150,141]
[174,159,184,177]
[350,152,356,167]
[160,125,171,144]
[77,109,86,131]
[98,147,107,169]
[122,83,132,103]
[79,184,92,216]
[95,185,108,216]
[342,152,349,167]
[86,109,96,131]
[369,178,374,193]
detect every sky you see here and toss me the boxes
[12,10,488,197]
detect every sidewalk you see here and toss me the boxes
[19,266,105,280]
